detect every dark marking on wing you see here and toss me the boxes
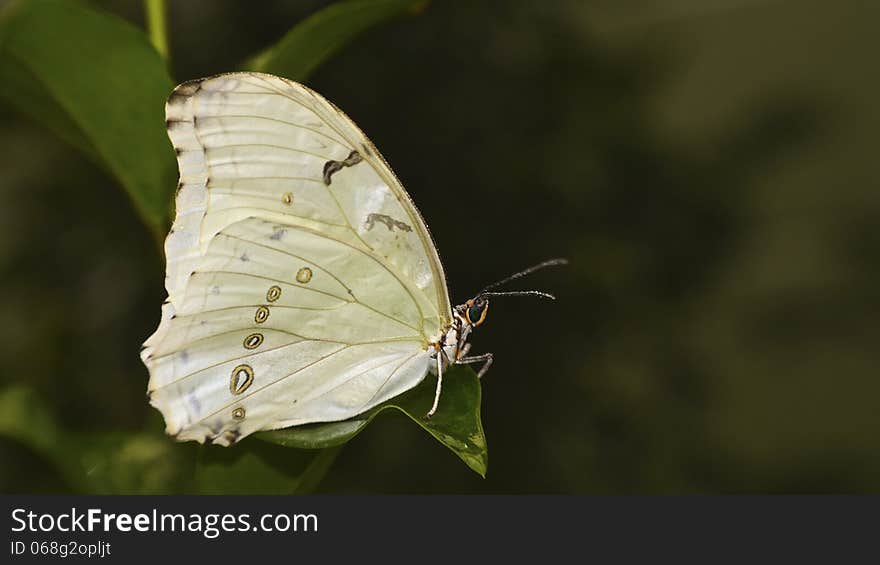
[269,228,286,241]
[323,150,363,185]
[166,119,192,131]
[365,213,413,232]
[167,80,202,106]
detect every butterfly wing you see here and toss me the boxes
[142,72,450,445]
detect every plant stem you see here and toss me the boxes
[144,0,169,62]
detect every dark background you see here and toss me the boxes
[1,0,878,493]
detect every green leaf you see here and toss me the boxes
[0,0,177,235]
[258,365,488,477]
[0,52,100,161]
[246,0,429,81]
[195,443,341,494]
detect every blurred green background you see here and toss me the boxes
[1,0,878,493]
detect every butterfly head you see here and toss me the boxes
[452,258,569,333]
[455,294,489,328]
[462,296,490,327]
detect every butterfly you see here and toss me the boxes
[141,72,565,446]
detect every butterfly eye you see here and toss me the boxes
[466,300,489,326]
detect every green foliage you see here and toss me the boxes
[260,365,488,477]
[247,0,428,81]
[195,443,342,495]
[0,0,487,493]
[0,386,194,493]
[0,0,175,237]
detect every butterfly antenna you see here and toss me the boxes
[482,290,557,300]
[479,258,569,294]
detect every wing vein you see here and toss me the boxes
[185,342,356,426]
[205,142,335,162]
[151,324,424,363]
[193,269,353,303]
[202,201,350,229]
[297,350,423,410]
[221,232,424,334]
[278,224,434,326]
[197,113,349,147]
[150,338,346,392]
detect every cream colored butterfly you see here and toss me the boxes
[141,72,564,446]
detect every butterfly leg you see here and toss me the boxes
[457,353,494,379]
[426,351,444,419]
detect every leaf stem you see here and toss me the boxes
[144,0,169,62]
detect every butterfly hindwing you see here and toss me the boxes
[147,217,430,444]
